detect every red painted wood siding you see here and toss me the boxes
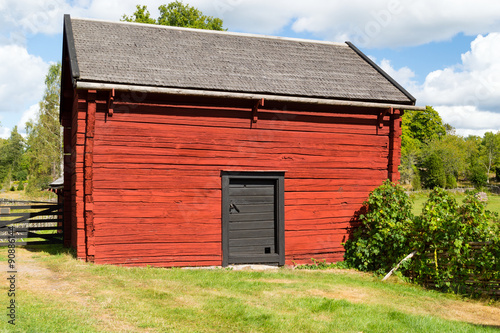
[67,91,400,266]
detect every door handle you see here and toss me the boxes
[229,202,240,213]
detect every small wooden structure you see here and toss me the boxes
[60,15,423,266]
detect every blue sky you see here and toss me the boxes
[1,0,500,139]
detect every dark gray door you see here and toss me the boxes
[222,172,285,266]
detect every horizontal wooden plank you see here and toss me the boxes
[229,212,274,222]
[93,155,389,170]
[95,233,219,245]
[227,196,274,205]
[96,106,390,135]
[91,175,384,189]
[95,258,222,267]
[229,221,276,231]
[229,237,275,247]
[229,228,275,240]
[228,254,280,264]
[93,137,389,160]
[95,242,221,256]
[228,203,274,214]
[92,145,387,163]
[95,117,389,144]
[229,187,274,196]
[229,246,276,255]
[90,165,387,180]
[93,217,220,226]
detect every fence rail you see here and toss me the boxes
[416,242,499,298]
[0,200,63,246]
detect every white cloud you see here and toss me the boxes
[377,33,500,137]
[435,105,500,137]
[204,0,500,47]
[0,45,48,115]
[379,59,417,91]
[2,0,500,139]
[3,0,500,48]
[17,104,40,135]
[416,33,500,110]
[0,0,71,43]
[0,127,10,140]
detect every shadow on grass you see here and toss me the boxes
[473,324,500,330]
[23,243,77,258]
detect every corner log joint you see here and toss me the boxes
[251,98,264,127]
[107,88,115,117]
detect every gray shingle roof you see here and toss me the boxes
[67,17,415,105]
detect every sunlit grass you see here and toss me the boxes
[0,245,497,332]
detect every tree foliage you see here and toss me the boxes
[0,126,27,183]
[481,132,500,182]
[401,106,500,189]
[122,2,226,31]
[24,63,62,192]
[420,152,446,189]
[404,106,446,144]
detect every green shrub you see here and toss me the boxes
[469,165,488,188]
[17,181,24,191]
[421,153,446,189]
[445,174,457,189]
[411,167,421,190]
[343,180,414,275]
[344,183,500,297]
[408,189,499,295]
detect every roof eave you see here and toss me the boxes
[63,14,80,85]
[346,42,417,105]
[75,81,426,111]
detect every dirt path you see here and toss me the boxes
[17,250,141,332]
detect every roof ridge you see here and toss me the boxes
[70,16,349,47]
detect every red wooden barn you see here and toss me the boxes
[60,15,423,267]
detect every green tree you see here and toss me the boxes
[420,135,467,188]
[400,107,449,188]
[121,5,157,24]
[404,106,446,144]
[0,126,26,184]
[25,63,62,192]
[122,2,226,31]
[399,113,421,186]
[480,131,500,183]
[421,152,446,189]
[464,135,486,187]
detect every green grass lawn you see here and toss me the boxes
[410,190,500,217]
[0,245,498,332]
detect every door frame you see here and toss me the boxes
[221,171,285,266]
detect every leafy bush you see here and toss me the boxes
[17,181,24,191]
[343,180,414,275]
[468,164,488,188]
[344,183,500,298]
[408,189,499,294]
[25,175,53,194]
[445,174,457,189]
[421,153,446,189]
[411,167,421,190]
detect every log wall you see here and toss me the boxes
[65,91,402,266]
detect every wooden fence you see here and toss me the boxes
[419,242,499,298]
[0,199,63,246]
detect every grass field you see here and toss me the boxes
[0,245,498,332]
[409,191,500,217]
